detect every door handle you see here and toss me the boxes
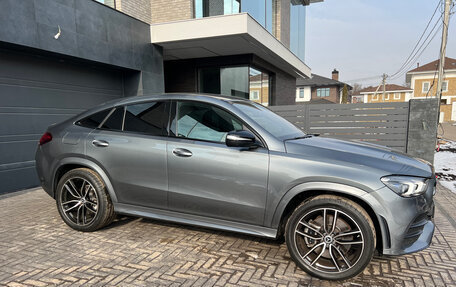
[92,139,109,147]
[172,148,192,157]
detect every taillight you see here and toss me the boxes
[39,132,52,145]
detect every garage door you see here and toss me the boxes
[0,49,126,193]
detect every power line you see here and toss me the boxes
[391,16,442,79]
[390,2,455,81]
[344,75,382,83]
[389,0,442,79]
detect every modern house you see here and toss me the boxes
[0,0,322,193]
[406,57,456,122]
[295,69,351,103]
[357,84,413,103]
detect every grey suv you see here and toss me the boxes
[35,94,435,280]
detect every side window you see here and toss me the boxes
[173,101,244,143]
[124,101,168,136]
[100,107,124,131]
[76,109,111,129]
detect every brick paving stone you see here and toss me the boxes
[1,185,456,287]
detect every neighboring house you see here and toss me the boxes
[406,57,456,122]
[0,0,322,193]
[351,95,364,103]
[357,84,413,103]
[295,69,352,103]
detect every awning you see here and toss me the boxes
[150,13,311,78]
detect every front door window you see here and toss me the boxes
[173,101,243,143]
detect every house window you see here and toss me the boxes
[194,0,273,33]
[372,94,378,101]
[394,93,401,100]
[442,81,448,92]
[250,90,260,100]
[422,82,430,93]
[299,88,304,98]
[316,88,330,97]
[198,65,270,106]
[385,93,390,100]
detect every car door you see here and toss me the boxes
[85,101,170,209]
[167,100,269,225]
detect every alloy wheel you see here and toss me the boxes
[294,207,365,274]
[60,177,99,226]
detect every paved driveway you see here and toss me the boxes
[1,186,456,287]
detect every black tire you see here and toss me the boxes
[285,195,376,280]
[56,168,115,232]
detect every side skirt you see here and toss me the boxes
[115,203,278,239]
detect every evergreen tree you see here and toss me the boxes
[342,84,349,104]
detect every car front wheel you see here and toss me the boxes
[56,168,115,232]
[285,195,376,280]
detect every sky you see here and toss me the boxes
[305,0,456,87]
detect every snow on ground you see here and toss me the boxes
[434,140,456,193]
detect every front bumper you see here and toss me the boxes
[363,178,436,255]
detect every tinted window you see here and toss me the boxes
[101,107,124,131]
[77,109,111,129]
[233,101,305,140]
[173,101,243,142]
[124,102,168,136]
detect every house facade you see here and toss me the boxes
[406,57,456,122]
[357,84,413,103]
[0,0,322,193]
[295,69,351,103]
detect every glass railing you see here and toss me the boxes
[194,0,273,33]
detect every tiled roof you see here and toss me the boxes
[359,84,412,94]
[407,57,456,73]
[296,74,352,89]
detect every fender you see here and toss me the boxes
[52,157,118,203]
[268,181,377,229]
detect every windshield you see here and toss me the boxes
[233,101,305,140]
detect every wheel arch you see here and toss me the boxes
[271,182,384,253]
[52,157,118,203]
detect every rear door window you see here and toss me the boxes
[76,109,111,129]
[100,107,124,131]
[123,101,169,136]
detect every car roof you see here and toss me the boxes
[111,93,251,106]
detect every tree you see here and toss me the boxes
[341,84,349,104]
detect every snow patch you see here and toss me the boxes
[434,140,456,193]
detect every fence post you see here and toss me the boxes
[406,98,439,164]
[304,103,310,133]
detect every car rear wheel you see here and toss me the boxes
[285,195,376,280]
[56,168,115,232]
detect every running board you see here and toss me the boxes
[115,203,277,239]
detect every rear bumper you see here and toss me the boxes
[35,146,53,198]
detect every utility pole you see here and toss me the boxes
[382,73,387,102]
[436,0,452,121]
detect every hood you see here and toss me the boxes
[285,136,433,178]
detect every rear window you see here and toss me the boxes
[76,109,111,129]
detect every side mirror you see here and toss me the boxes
[226,130,257,148]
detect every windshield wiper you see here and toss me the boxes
[285,134,320,141]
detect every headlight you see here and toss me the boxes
[380,176,429,197]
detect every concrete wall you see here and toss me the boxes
[0,0,164,95]
[406,98,439,164]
